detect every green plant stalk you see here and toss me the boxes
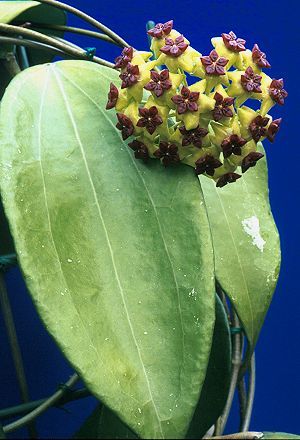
[2,374,79,434]
[0,388,90,420]
[33,0,130,47]
[240,354,256,432]
[0,23,114,68]
[215,313,243,436]
[15,22,120,46]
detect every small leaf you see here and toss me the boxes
[0,1,66,65]
[199,145,280,348]
[0,61,216,439]
[186,294,231,439]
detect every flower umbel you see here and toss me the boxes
[107,21,287,187]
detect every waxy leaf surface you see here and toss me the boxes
[75,295,231,439]
[200,146,280,348]
[0,61,215,439]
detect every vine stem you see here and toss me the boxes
[215,312,243,436]
[240,354,256,432]
[210,432,263,439]
[34,0,130,48]
[16,22,121,46]
[2,373,79,434]
[0,27,114,68]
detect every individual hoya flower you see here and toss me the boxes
[241,67,262,93]
[119,63,140,88]
[144,69,172,97]
[201,50,228,75]
[248,115,270,142]
[179,125,209,148]
[195,154,222,176]
[221,134,247,158]
[128,139,149,162]
[269,79,288,105]
[267,118,282,142]
[252,44,271,69]
[136,106,163,135]
[116,113,134,140]
[147,20,173,39]
[153,141,180,166]
[260,74,288,115]
[212,91,235,122]
[211,32,246,70]
[106,83,119,109]
[222,31,246,53]
[115,46,134,69]
[160,35,189,57]
[171,86,199,114]
[227,67,263,106]
[216,172,241,187]
[241,151,264,173]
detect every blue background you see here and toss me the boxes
[0,0,299,438]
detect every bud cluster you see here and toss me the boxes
[106,22,287,187]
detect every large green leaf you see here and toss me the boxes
[186,294,231,439]
[0,1,66,64]
[74,295,231,439]
[199,146,280,348]
[0,61,216,439]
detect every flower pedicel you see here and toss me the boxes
[106,21,287,188]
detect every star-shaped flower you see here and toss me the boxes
[171,86,199,114]
[119,63,140,89]
[153,142,180,166]
[252,44,271,68]
[212,92,234,121]
[106,83,119,110]
[221,31,246,52]
[216,172,241,187]
[221,134,247,158]
[269,79,288,105]
[128,139,149,162]
[136,106,163,135]
[147,21,173,39]
[267,118,282,142]
[241,151,264,173]
[195,154,222,176]
[115,46,134,69]
[160,35,189,58]
[116,113,134,140]
[241,67,262,93]
[179,125,209,148]
[201,50,228,75]
[249,115,270,142]
[144,69,172,97]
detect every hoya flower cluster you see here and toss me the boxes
[106,21,287,187]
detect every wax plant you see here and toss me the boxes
[0,1,296,439]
